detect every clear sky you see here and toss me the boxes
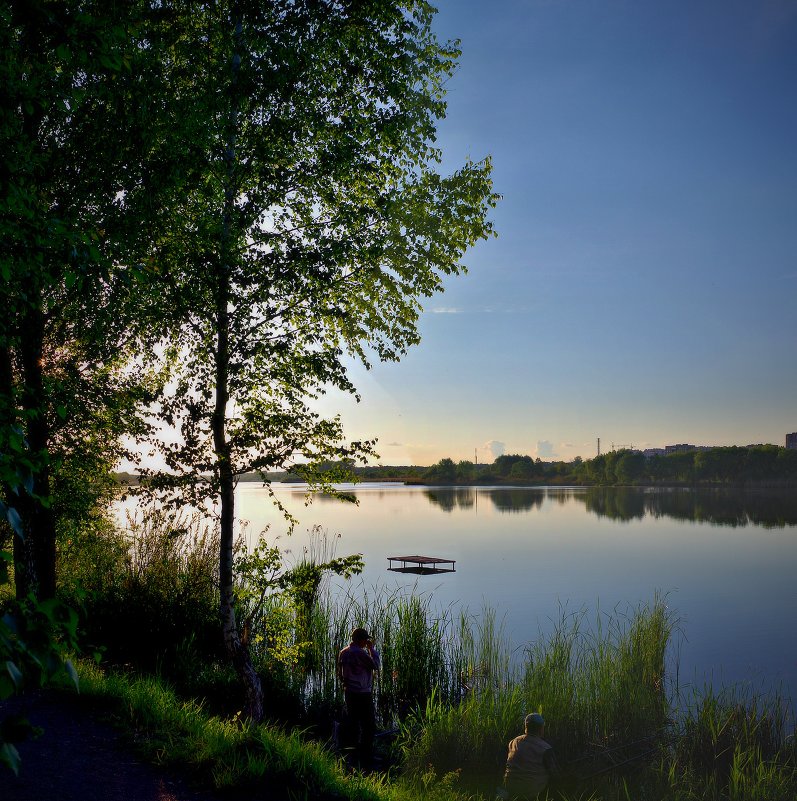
[329,0,797,465]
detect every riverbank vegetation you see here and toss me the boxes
[5,503,797,798]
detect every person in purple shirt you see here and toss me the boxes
[337,626,381,763]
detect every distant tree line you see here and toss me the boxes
[574,445,797,487]
[341,453,580,484]
[325,445,797,487]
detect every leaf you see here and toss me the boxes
[6,508,23,539]
[5,661,23,689]
[64,660,79,692]
[0,741,21,776]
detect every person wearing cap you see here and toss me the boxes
[337,626,381,763]
[502,712,559,800]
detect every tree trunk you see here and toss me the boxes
[0,341,36,599]
[213,11,264,722]
[16,286,57,600]
[213,254,265,722]
[6,3,57,601]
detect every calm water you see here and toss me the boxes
[237,483,797,703]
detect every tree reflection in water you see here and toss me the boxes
[424,488,476,512]
[419,486,797,527]
[579,487,797,528]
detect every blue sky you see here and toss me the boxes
[322,0,797,465]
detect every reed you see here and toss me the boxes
[277,582,469,730]
[659,686,797,801]
[392,598,675,797]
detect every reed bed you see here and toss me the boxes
[390,598,675,796]
[249,567,796,801]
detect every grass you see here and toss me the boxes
[73,658,473,801]
[61,591,797,801]
[392,599,674,798]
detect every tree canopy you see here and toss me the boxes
[139,0,497,720]
[2,0,498,722]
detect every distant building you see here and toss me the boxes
[663,444,713,455]
[665,443,697,455]
[642,448,665,458]
[787,432,797,450]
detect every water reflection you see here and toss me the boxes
[419,486,797,527]
[579,487,797,528]
[485,488,545,513]
[424,487,545,513]
[425,488,475,512]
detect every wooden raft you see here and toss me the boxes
[387,555,456,575]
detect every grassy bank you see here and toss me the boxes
[71,595,796,801]
[74,659,468,801]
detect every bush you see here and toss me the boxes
[65,507,224,679]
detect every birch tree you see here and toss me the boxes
[147,0,498,721]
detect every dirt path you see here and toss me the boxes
[1,691,232,801]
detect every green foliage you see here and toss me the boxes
[138,0,498,498]
[66,507,223,677]
[74,659,475,801]
[1,0,169,599]
[574,445,797,488]
[426,458,457,483]
[235,526,364,676]
[0,549,80,773]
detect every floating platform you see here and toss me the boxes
[387,555,456,575]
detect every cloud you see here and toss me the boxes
[484,440,505,458]
[535,440,557,459]
[430,307,463,314]
[386,441,403,447]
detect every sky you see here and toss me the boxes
[318,0,797,466]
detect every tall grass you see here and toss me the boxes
[393,599,675,797]
[249,577,470,733]
[72,659,476,801]
[61,505,228,687]
[661,687,797,801]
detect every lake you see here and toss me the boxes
[237,483,797,705]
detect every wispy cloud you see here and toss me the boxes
[430,307,464,314]
[386,441,403,447]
